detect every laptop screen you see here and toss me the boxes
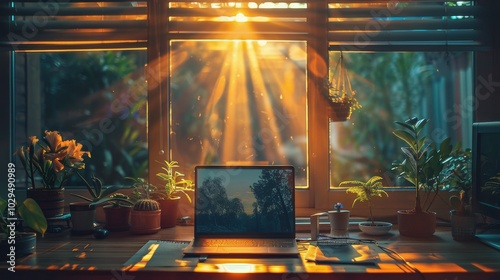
[194,165,295,238]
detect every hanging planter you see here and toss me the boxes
[324,52,361,122]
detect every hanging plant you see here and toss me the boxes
[324,52,361,122]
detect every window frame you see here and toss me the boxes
[0,1,492,216]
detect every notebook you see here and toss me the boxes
[182,165,299,256]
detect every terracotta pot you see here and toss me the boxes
[450,210,476,241]
[398,210,436,237]
[130,209,161,234]
[157,197,180,228]
[327,210,350,237]
[69,202,96,235]
[27,188,65,218]
[103,205,131,232]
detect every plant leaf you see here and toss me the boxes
[17,198,47,237]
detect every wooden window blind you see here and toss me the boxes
[0,1,147,51]
[1,1,491,51]
[327,1,491,51]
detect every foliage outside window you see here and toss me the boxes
[15,51,148,186]
[329,51,473,188]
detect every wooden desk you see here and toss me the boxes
[2,225,500,280]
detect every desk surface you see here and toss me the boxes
[2,225,500,280]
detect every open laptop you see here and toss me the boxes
[183,165,299,256]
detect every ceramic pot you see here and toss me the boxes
[327,210,350,237]
[103,205,131,232]
[0,232,37,261]
[359,221,392,235]
[27,188,65,218]
[130,209,161,234]
[398,210,436,237]
[70,202,96,235]
[157,197,180,228]
[450,210,476,241]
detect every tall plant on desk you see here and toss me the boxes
[392,117,453,237]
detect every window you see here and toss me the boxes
[1,1,491,213]
[329,51,473,188]
[14,51,148,186]
[169,40,308,187]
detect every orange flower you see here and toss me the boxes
[28,136,39,146]
[42,131,86,172]
[66,140,91,167]
[44,130,62,151]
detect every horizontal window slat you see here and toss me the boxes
[8,20,147,29]
[0,6,146,16]
[167,21,307,34]
[329,30,487,41]
[329,5,484,18]
[329,18,486,31]
[166,32,308,41]
[167,7,307,18]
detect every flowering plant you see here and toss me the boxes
[17,131,91,189]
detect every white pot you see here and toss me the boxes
[327,210,350,237]
[358,221,392,235]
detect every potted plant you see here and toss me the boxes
[443,145,476,241]
[392,117,453,237]
[70,173,129,235]
[153,160,194,228]
[341,176,392,235]
[324,52,361,122]
[0,197,47,260]
[327,202,350,237]
[16,130,90,218]
[100,193,134,232]
[127,177,161,234]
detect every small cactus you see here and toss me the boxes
[133,199,160,211]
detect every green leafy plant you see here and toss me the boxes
[155,160,194,202]
[125,177,156,202]
[71,173,132,207]
[392,117,453,213]
[325,53,361,112]
[443,144,473,216]
[341,176,388,225]
[449,190,472,216]
[0,197,47,238]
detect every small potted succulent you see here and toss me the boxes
[101,193,134,232]
[341,176,392,235]
[70,173,130,234]
[327,202,350,237]
[127,177,161,234]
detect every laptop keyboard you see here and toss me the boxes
[195,239,295,248]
